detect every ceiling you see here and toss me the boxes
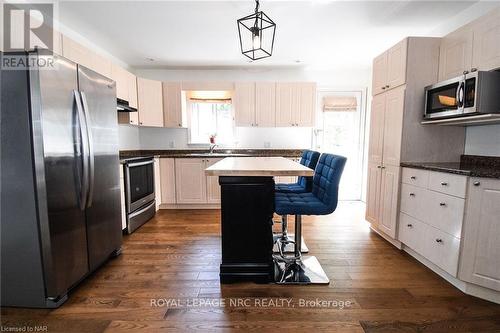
[58,1,480,70]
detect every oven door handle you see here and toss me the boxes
[128,200,156,219]
[127,159,154,168]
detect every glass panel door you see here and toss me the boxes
[315,91,366,200]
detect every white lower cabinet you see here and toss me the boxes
[379,165,400,238]
[206,158,223,204]
[459,178,500,291]
[398,167,464,277]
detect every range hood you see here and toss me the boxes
[117,98,137,112]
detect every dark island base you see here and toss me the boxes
[219,176,275,283]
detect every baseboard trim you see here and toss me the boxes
[403,245,500,304]
[159,203,220,210]
[369,225,402,249]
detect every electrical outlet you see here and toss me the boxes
[169,141,175,148]
[264,141,271,148]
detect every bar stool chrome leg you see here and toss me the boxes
[273,215,329,285]
[273,215,309,253]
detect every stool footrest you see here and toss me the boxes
[274,256,329,285]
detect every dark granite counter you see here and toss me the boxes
[119,149,304,161]
[401,155,500,179]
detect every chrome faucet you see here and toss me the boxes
[209,144,218,154]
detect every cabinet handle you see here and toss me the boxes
[473,181,481,186]
[381,166,386,169]
[471,68,477,72]
[435,239,443,243]
[409,193,415,197]
[440,182,448,186]
[463,70,469,75]
[410,176,416,180]
[139,122,143,125]
[381,86,386,90]
[439,202,446,207]
[407,224,413,228]
[178,123,182,127]
[377,165,382,169]
[385,85,390,88]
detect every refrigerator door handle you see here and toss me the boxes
[74,90,89,210]
[80,91,95,208]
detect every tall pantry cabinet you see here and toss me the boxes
[366,37,466,241]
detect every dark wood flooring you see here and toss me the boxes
[2,202,500,332]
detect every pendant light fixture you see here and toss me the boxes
[237,0,276,61]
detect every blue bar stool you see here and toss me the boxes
[274,153,347,284]
[274,150,320,253]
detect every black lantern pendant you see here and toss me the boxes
[237,0,276,61]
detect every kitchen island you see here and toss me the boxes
[205,157,314,283]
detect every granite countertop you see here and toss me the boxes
[119,149,305,161]
[401,155,500,179]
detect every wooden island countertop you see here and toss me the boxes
[205,157,314,177]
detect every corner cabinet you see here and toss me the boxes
[137,77,164,127]
[459,178,500,291]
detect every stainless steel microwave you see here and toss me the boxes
[424,71,500,120]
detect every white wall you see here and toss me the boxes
[120,67,371,150]
[465,125,500,157]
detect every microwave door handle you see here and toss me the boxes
[80,91,95,208]
[74,90,89,210]
[457,82,465,108]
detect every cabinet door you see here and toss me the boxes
[62,35,93,69]
[438,26,473,81]
[127,72,138,109]
[386,39,407,91]
[276,83,300,127]
[459,178,500,291]
[367,93,385,165]
[206,158,223,204]
[379,165,400,238]
[365,162,382,226]
[234,82,255,126]
[296,82,316,127]
[154,157,161,211]
[372,52,388,96]
[382,86,405,166]
[163,82,183,128]
[90,52,112,78]
[111,63,129,102]
[137,77,164,127]
[255,82,276,127]
[471,8,500,72]
[175,158,207,204]
[160,158,176,204]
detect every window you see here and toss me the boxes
[188,101,234,145]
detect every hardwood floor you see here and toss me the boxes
[2,201,500,332]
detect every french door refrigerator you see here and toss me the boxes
[1,50,122,308]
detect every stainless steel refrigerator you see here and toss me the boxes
[1,50,122,308]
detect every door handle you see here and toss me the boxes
[74,90,89,210]
[80,91,95,208]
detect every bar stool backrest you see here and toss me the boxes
[311,154,347,213]
[297,150,321,191]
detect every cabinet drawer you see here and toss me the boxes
[399,213,426,255]
[428,171,467,198]
[400,183,426,221]
[424,191,465,238]
[425,225,460,277]
[402,168,429,187]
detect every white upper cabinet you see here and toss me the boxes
[276,82,315,127]
[367,93,386,165]
[438,26,474,81]
[234,82,256,127]
[255,82,276,127]
[372,53,388,96]
[459,178,500,291]
[137,77,164,127]
[127,72,138,109]
[471,8,500,72]
[62,35,111,78]
[372,39,407,96]
[163,82,183,128]
[382,86,405,167]
[111,64,128,102]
